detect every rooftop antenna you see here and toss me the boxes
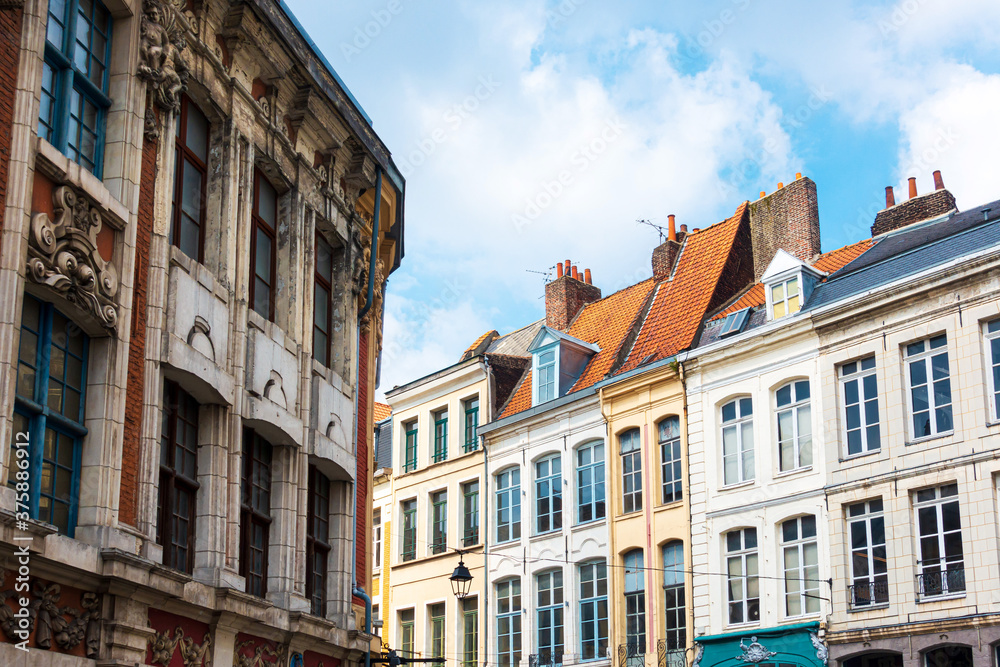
[526,266,555,299]
[637,219,668,244]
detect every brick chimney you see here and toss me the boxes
[652,214,684,280]
[871,171,957,236]
[545,261,601,330]
[748,175,821,281]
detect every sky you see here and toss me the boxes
[284,0,1000,399]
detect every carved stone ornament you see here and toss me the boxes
[137,0,190,111]
[233,638,280,667]
[692,644,704,667]
[179,632,213,667]
[737,637,777,664]
[810,632,828,666]
[27,185,119,330]
[145,107,160,139]
[149,626,185,665]
[0,578,102,659]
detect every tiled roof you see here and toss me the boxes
[373,402,391,423]
[497,278,657,419]
[617,203,749,372]
[460,330,499,361]
[711,284,765,321]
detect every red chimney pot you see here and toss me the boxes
[668,214,676,242]
[933,170,945,191]
[584,268,592,284]
[564,260,571,276]
[885,186,895,209]
[680,224,688,233]
[556,262,564,278]
[908,177,917,199]
[572,265,579,280]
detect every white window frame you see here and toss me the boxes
[536,569,564,664]
[578,560,608,662]
[373,508,382,570]
[534,345,558,405]
[535,454,562,535]
[658,417,682,504]
[904,334,954,440]
[495,467,521,543]
[768,274,801,320]
[914,483,965,599]
[725,528,759,626]
[775,380,812,472]
[721,397,754,486]
[985,319,1000,422]
[496,578,522,667]
[846,499,888,609]
[576,441,605,524]
[620,429,642,514]
[780,515,820,618]
[840,356,881,457]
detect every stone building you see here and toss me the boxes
[0,0,405,664]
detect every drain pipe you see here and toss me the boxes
[353,584,373,667]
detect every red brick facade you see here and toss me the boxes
[120,129,158,527]
[353,324,369,605]
[544,274,602,331]
[0,6,23,240]
[748,177,821,280]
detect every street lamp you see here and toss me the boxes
[449,552,473,599]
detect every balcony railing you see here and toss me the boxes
[619,642,645,667]
[848,578,890,609]
[916,566,965,599]
[529,652,563,667]
[656,640,686,667]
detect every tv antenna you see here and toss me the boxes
[637,219,668,244]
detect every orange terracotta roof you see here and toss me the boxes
[461,329,499,360]
[373,402,391,423]
[618,203,749,372]
[499,370,532,418]
[709,238,878,321]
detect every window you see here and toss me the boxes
[430,603,445,660]
[462,598,478,667]
[307,465,331,616]
[536,570,564,665]
[662,542,686,651]
[770,276,800,319]
[841,357,881,456]
[401,499,417,562]
[431,490,448,554]
[433,409,448,463]
[722,398,754,486]
[847,500,888,608]
[313,234,334,366]
[462,481,479,547]
[374,509,382,570]
[620,429,642,514]
[776,380,811,472]
[170,96,209,261]
[579,561,608,661]
[905,335,953,438]
[725,528,759,625]
[158,381,199,573]
[39,0,112,175]
[9,296,88,536]
[577,441,605,523]
[404,421,417,472]
[250,169,278,320]
[985,319,1000,420]
[464,397,479,452]
[495,468,521,543]
[496,579,522,667]
[781,516,819,617]
[537,349,556,403]
[914,484,964,598]
[535,455,562,534]
[719,308,750,337]
[658,417,682,504]
[924,646,972,667]
[623,550,646,655]
[400,609,415,657]
[240,429,273,597]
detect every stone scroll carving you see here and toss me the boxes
[137,0,190,111]
[148,625,212,667]
[27,185,119,330]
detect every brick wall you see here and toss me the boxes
[486,353,531,413]
[748,177,821,280]
[871,189,957,236]
[120,129,158,527]
[0,6,23,240]
[544,275,601,330]
[353,325,369,605]
[651,239,682,279]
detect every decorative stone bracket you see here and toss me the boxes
[137,0,191,113]
[27,185,119,330]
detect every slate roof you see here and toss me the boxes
[486,320,544,357]
[374,418,392,470]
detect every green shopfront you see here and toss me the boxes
[695,623,827,667]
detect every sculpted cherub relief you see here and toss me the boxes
[137,0,190,111]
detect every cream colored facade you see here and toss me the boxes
[384,358,490,667]
[599,365,693,667]
[373,444,393,643]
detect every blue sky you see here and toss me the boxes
[284,0,1000,398]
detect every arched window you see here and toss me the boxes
[536,569,564,665]
[776,380,811,471]
[658,417,682,503]
[496,578,522,667]
[576,441,605,523]
[623,550,646,655]
[661,542,686,651]
[535,454,562,534]
[495,468,521,543]
[721,398,753,485]
[924,646,972,667]
[620,429,642,514]
[781,515,819,616]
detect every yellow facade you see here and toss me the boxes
[600,363,694,667]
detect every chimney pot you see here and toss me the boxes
[668,214,676,241]
[584,268,592,284]
[933,170,945,191]
[777,182,784,189]
[885,186,895,209]
[556,262,564,278]
[795,172,802,180]
[572,265,579,280]
[564,260,571,275]
[908,177,917,199]
[759,191,766,198]
[680,224,688,233]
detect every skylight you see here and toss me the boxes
[719,308,750,337]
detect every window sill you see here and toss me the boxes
[574,517,606,529]
[906,431,955,447]
[531,528,563,540]
[719,480,755,492]
[840,448,882,463]
[724,621,760,631]
[774,466,813,479]
[36,137,129,230]
[655,499,684,511]
[397,446,483,477]
[847,603,890,614]
[916,593,966,605]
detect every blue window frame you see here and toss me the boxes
[662,542,686,651]
[9,295,88,537]
[578,560,608,661]
[536,569,564,665]
[496,578,522,667]
[535,454,561,534]
[576,441,605,523]
[40,0,113,176]
[623,550,646,656]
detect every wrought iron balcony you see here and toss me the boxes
[916,566,965,599]
[847,579,889,608]
[656,640,686,667]
[618,642,645,667]
[529,652,563,667]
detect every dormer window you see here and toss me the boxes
[537,349,556,402]
[761,250,824,322]
[528,327,599,407]
[770,277,800,319]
